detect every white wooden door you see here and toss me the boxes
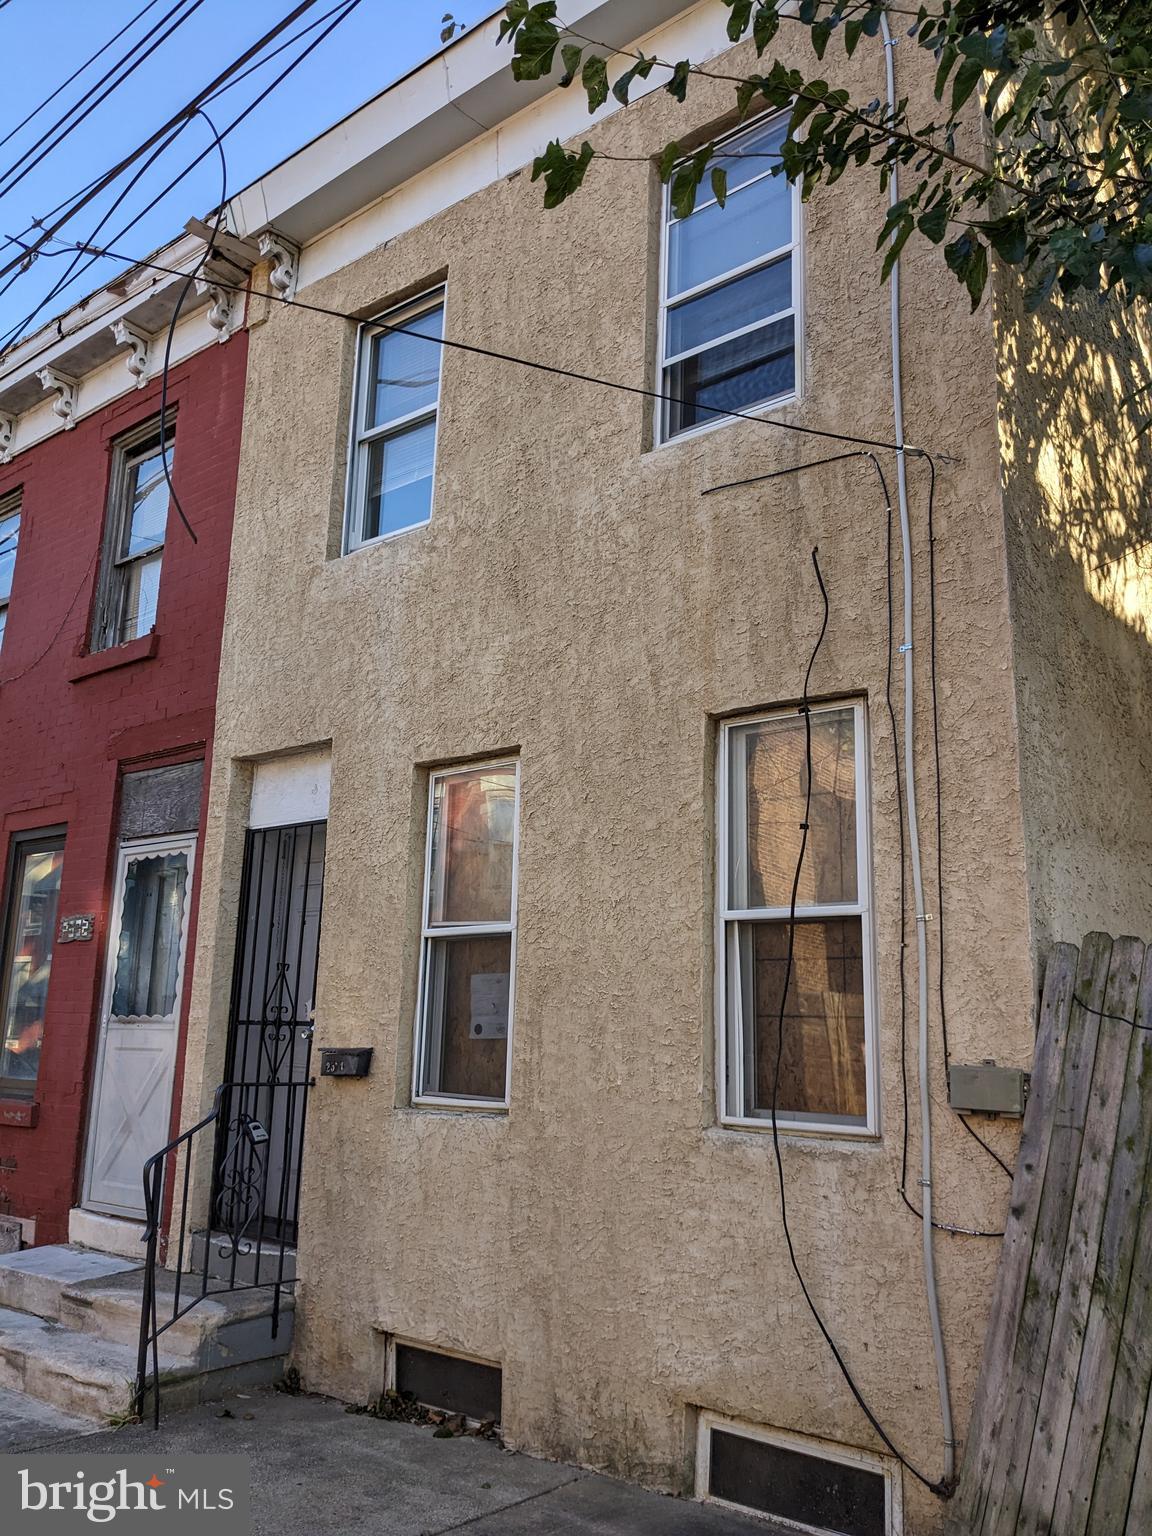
[83,834,195,1218]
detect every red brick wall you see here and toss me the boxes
[0,333,247,1244]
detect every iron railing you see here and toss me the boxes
[132,1069,311,1427]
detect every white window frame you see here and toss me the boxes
[344,285,445,553]
[656,110,802,447]
[92,416,175,652]
[0,489,21,653]
[716,699,878,1137]
[412,757,520,1111]
[695,1411,903,1536]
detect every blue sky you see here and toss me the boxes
[0,1,497,344]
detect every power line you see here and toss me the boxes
[0,0,165,160]
[0,0,361,355]
[0,0,326,286]
[0,0,206,208]
[41,240,917,456]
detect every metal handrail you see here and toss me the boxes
[132,1076,305,1427]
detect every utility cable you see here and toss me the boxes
[0,0,325,286]
[0,0,165,160]
[1073,995,1152,1032]
[0,0,360,355]
[37,242,917,458]
[0,0,205,207]
[764,545,949,1498]
[155,108,228,544]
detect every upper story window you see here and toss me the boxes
[92,418,174,652]
[660,114,799,442]
[719,701,875,1135]
[0,490,20,654]
[414,759,519,1108]
[345,288,444,551]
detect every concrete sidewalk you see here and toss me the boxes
[4,1387,789,1534]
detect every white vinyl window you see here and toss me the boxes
[345,288,444,550]
[718,701,876,1134]
[659,112,800,442]
[0,490,20,654]
[93,418,174,651]
[413,759,519,1108]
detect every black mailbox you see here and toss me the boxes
[319,1047,373,1078]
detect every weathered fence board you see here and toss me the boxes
[948,934,1152,1535]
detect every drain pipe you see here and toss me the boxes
[879,7,955,1488]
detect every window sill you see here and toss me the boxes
[0,1099,39,1128]
[69,631,158,681]
[405,1098,509,1117]
[708,1120,880,1147]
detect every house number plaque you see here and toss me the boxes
[58,914,95,943]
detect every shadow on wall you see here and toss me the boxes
[996,278,1152,642]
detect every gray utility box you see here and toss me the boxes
[948,1061,1030,1117]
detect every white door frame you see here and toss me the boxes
[82,831,196,1216]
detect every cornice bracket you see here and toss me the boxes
[257,230,300,301]
[110,318,151,388]
[194,279,237,342]
[36,367,77,428]
[0,415,13,463]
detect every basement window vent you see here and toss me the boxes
[696,1414,899,1536]
[392,1342,502,1424]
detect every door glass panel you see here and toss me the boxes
[428,766,516,925]
[0,841,64,1093]
[111,851,189,1018]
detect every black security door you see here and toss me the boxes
[213,821,326,1248]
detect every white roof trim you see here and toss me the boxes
[227,0,696,248]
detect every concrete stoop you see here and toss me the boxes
[0,1245,294,1424]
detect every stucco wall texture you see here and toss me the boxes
[172,18,1148,1534]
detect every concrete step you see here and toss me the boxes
[59,1267,294,1367]
[190,1230,297,1286]
[0,1305,174,1421]
[0,1246,141,1321]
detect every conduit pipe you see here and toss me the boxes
[879,7,956,1488]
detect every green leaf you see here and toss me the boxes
[917,197,950,244]
[530,139,595,208]
[752,2,779,52]
[666,59,690,104]
[725,0,753,42]
[581,53,608,110]
[711,166,728,208]
[612,54,654,105]
[810,19,832,59]
[559,42,582,85]
[979,214,1028,265]
[951,56,984,112]
[657,140,681,183]
[881,216,915,282]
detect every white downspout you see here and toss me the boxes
[879,7,956,1488]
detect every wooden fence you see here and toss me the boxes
[948,933,1152,1534]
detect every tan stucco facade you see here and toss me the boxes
[178,8,1151,1532]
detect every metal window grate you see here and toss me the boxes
[708,1426,887,1536]
[395,1344,502,1423]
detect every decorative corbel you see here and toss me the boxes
[110,318,151,388]
[257,230,300,301]
[0,415,13,463]
[194,278,236,342]
[36,367,77,428]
